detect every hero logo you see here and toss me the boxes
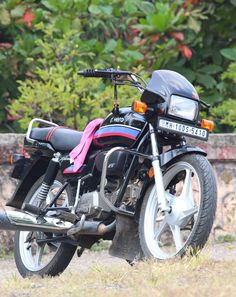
[110,117,124,123]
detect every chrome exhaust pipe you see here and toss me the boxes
[0,210,73,233]
[67,218,116,237]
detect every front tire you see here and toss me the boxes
[139,154,217,260]
[14,175,76,277]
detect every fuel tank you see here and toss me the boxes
[93,107,146,147]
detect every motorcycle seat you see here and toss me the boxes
[30,127,83,151]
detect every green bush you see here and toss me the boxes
[10,25,140,129]
[1,1,236,132]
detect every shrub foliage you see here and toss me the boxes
[0,0,235,131]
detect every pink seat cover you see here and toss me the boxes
[69,118,103,172]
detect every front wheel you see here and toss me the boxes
[139,154,217,260]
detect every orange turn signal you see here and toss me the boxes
[133,101,147,113]
[201,119,215,132]
[148,167,154,178]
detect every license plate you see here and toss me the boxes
[158,118,208,140]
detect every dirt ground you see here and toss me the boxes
[0,241,236,282]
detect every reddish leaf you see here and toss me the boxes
[184,0,199,6]
[178,44,192,60]
[0,43,12,49]
[5,104,21,121]
[7,113,21,121]
[138,38,147,46]
[169,32,184,41]
[151,34,160,43]
[131,28,140,37]
[22,9,35,28]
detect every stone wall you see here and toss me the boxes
[0,134,24,251]
[0,133,236,251]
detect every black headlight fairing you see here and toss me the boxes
[141,69,199,104]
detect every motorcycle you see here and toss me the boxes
[0,68,217,277]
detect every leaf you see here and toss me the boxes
[220,48,236,61]
[88,5,101,15]
[179,68,196,82]
[122,50,144,60]
[138,2,155,14]
[150,14,170,32]
[103,39,117,53]
[230,0,236,6]
[54,18,71,33]
[0,53,5,61]
[124,0,138,14]
[199,65,223,74]
[101,5,112,15]
[41,0,58,12]
[221,62,236,82]
[188,16,201,33]
[0,8,11,25]
[196,73,216,89]
[149,3,172,32]
[10,4,27,18]
[212,51,222,65]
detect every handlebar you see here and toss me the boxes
[77,68,132,78]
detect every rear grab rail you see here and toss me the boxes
[26,118,58,144]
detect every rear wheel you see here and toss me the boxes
[14,175,76,277]
[139,154,217,259]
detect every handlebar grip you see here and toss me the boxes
[78,69,113,78]
[77,69,132,78]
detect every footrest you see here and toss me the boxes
[56,210,79,224]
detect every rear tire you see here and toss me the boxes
[14,175,76,277]
[139,154,217,259]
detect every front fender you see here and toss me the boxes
[160,145,206,168]
[6,157,50,209]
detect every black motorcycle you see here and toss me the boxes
[0,69,217,277]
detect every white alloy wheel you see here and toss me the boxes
[14,175,76,277]
[139,154,217,260]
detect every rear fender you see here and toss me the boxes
[6,158,50,209]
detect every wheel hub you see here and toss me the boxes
[165,193,197,228]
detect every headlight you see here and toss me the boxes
[168,95,198,121]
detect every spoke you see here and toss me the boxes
[178,206,198,227]
[179,169,194,208]
[154,217,168,240]
[170,225,183,252]
[35,243,45,267]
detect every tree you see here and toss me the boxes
[0,0,235,132]
[211,48,236,132]
[7,0,205,130]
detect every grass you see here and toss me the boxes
[215,234,236,244]
[90,240,111,252]
[1,251,236,297]
[0,248,13,259]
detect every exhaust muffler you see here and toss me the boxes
[0,209,116,236]
[0,209,73,233]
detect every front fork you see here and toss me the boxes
[149,124,171,213]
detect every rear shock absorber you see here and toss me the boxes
[36,153,61,204]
